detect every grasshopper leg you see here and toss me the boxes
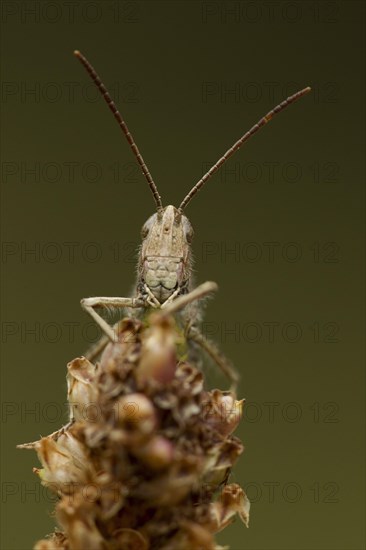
[188,325,239,392]
[80,296,145,343]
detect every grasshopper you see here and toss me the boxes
[74,51,310,390]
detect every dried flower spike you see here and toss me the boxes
[20,312,250,549]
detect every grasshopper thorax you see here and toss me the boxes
[138,205,193,304]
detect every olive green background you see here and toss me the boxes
[1,1,365,549]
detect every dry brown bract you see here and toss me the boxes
[21,314,250,550]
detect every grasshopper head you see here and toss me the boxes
[138,205,193,304]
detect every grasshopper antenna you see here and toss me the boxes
[74,50,163,211]
[179,86,311,211]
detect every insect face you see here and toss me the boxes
[139,205,193,303]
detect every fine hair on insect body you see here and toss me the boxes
[74,50,311,389]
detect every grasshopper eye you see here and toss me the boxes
[183,219,194,244]
[186,227,193,244]
[141,225,149,239]
[141,213,156,240]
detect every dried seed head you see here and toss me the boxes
[204,390,244,437]
[34,532,67,549]
[22,313,249,549]
[135,317,177,385]
[209,483,251,532]
[67,357,99,422]
[33,435,91,491]
[176,362,204,395]
[162,520,217,550]
[56,497,107,550]
[134,434,174,471]
[113,528,149,550]
[112,393,157,438]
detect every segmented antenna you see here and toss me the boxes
[74,50,163,211]
[179,86,311,211]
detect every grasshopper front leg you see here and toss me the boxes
[187,325,240,392]
[81,296,145,342]
[83,282,216,362]
[159,281,240,390]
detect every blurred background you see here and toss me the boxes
[1,1,364,548]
